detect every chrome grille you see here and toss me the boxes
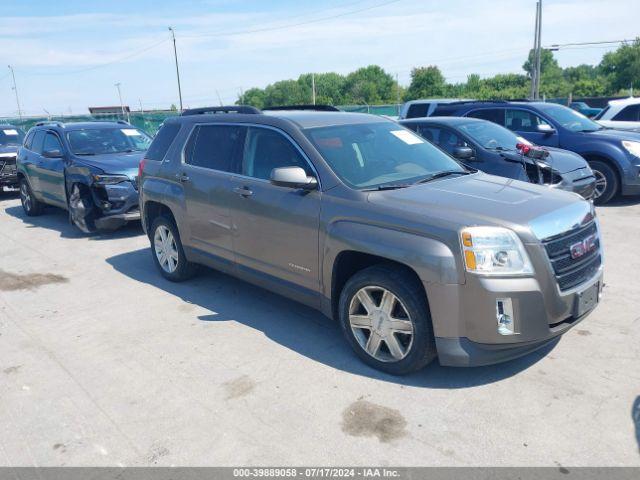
[542,222,601,291]
[0,155,17,177]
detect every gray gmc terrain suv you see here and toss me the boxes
[139,106,603,375]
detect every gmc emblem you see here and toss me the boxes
[570,234,598,260]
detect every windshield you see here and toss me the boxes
[0,127,26,146]
[304,122,465,189]
[457,121,521,150]
[66,127,152,155]
[538,104,601,132]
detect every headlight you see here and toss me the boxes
[92,174,129,185]
[622,140,640,158]
[460,227,533,275]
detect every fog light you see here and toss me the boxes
[496,298,516,335]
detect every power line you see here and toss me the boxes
[17,37,169,76]
[181,0,403,38]
[546,39,636,49]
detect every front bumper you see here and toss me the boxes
[426,265,603,367]
[553,168,596,200]
[91,180,140,229]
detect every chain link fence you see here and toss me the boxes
[0,104,402,136]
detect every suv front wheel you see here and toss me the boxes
[338,264,436,375]
[589,160,618,205]
[150,215,197,282]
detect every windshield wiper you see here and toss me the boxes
[363,183,412,191]
[75,152,96,156]
[486,146,514,152]
[415,170,471,184]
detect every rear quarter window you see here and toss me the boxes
[145,123,181,161]
[467,108,506,126]
[406,103,430,119]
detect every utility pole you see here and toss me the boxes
[168,27,184,112]
[138,99,145,115]
[216,90,223,106]
[529,2,539,100]
[396,73,401,115]
[115,82,130,123]
[7,65,22,121]
[534,0,543,100]
[311,73,316,105]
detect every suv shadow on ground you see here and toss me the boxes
[4,204,143,241]
[106,247,558,389]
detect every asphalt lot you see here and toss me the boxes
[0,190,639,467]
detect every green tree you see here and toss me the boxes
[298,72,346,105]
[344,65,395,104]
[239,88,266,109]
[600,38,640,91]
[404,66,446,100]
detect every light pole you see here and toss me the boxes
[7,65,22,121]
[114,82,130,123]
[168,27,184,112]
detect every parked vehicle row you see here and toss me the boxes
[402,98,640,204]
[16,121,151,232]
[6,106,604,375]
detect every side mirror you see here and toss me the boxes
[42,149,63,158]
[537,124,555,135]
[452,146,475,160]
[270,167,318,190]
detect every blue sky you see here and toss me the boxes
[1,0,638,116]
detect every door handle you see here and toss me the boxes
[176,172,190,183]
[233,186,253,197]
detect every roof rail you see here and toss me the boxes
[262,105,341,112]
[35,121,65,128]
[443,99,511,106]
[116,120,130,125]
[181,105,262,116]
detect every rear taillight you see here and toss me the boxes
[138,158,147,180]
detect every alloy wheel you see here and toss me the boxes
[593,169,607,200]
[348,286,414,363]
[20,182,31,212]
[154,225,179,273]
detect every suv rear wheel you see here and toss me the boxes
[338,264,436,375]
[589,160,618,205]
[150,215,197,282]
[20,178,44,216]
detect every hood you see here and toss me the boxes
[585,127,640,142]
[597,120,640,132]
[0,145,19,155]
[500,147,587,174]
[74,151,144,179]
[367,173,589,239]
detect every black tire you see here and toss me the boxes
[68,184,97,233]
[19,178,44,216]
[149,215,197,282]
[338,264,436,375]
[589,160,618,205]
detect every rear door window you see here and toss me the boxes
[467,108,506,126]
[406,103,430,119]
[184,125,244,172]
[146,123,181,161]
[612,105,640,122]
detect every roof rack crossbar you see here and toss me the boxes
[262,105,340,112]
[181,105,262,116]
[35,121,65,128]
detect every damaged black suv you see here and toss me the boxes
[16,121,151,232]
[0,125,25,193]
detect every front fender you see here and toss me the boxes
[572,142,631,177]
[323,221,463,299]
